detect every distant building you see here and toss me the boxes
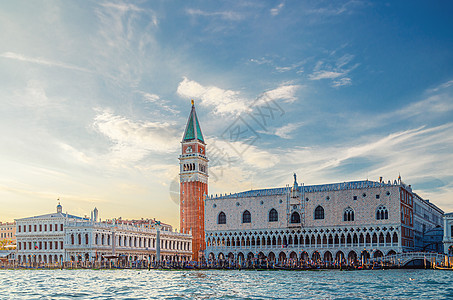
[205,174,444,263]
[15,204,192,263]
[444,213,453,255]
[0,222,16,244]
[116,218,173,232]
[413,193,444,251]
[180,101,208,261]
[421,226,443,253]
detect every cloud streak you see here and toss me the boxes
[186,8,243,21]
[0,52,92,73]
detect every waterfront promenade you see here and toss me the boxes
[1,253,451,271]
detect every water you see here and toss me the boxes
[0,269,452,299]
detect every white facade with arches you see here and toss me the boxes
[65,221,192,262]
[205,176,441,263]
[15,205,192,264]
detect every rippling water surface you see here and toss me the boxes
[0,269,452,299]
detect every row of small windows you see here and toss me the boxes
[182,163,207,173]
[18,224,63,233]
[18,241,63,250]
[217,205,389,224]
[218,210,302,224]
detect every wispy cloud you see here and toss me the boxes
[270,2,285,16]
[186,8,243,21]
[427,79,453,93]
[140,92,180,114]
[250,56,306,74]
[306,1,364,16]
[92,1,157,87]
[309,54,358,87]
[285,124,453,184]
[0,52,92,73]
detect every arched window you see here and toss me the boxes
[376,205,389,220]
[344,208,354,221]
[269,209,278,222]
[290,212,301,223]
[242,210,251,223]
[218,212,226,224]
[314,206,324,220]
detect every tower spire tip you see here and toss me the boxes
[191,99,194,106]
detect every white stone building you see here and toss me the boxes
[65,219,192,263]
[15,203,84,264]
[15,204,192,263]
[205,175,443,263]
[444,213,453,255]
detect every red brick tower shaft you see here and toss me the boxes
[179,100,208,261]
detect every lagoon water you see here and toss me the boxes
[0,269,452,299]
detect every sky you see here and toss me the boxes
[1,1,452,229]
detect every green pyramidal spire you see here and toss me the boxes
[182,100,204,143]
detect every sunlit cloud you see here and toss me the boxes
[92,109,180,165]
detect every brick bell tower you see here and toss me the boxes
[180,100,208,261]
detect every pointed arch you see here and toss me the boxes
[217,211,226,224]
[343,207,354,221]
[314,206,324,220]
[269,208,278,222]
[290,212,301,223]
[242,210,251,223]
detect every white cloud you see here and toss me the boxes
[0,52,92,73]
[258,84,301,104]
[270,3,285,16]
[177,77,301,115]
[274,122,304,139]
[177,77,250,115]
[93,109,180,164]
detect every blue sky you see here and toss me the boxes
[1,1,452,228]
